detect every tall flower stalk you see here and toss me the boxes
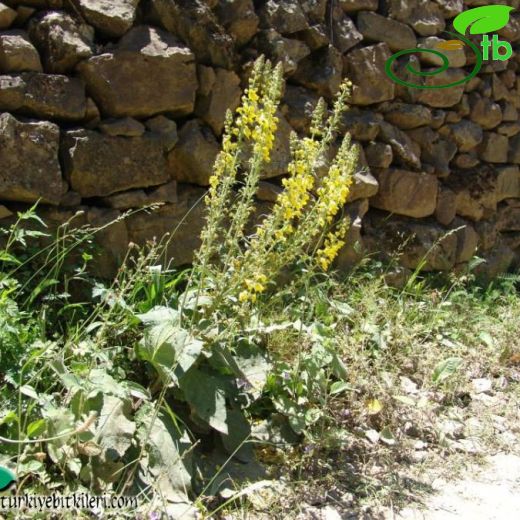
[189,57,358,317]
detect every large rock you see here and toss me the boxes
[347,170,379,202]
[469,94,502,130]
[379,121,421,169]
[254,29,310,74]
[383,103,432,129]
[258,0,308,34]
[340,0,378,12]
[496,166,520,202]
[214,0,259,47]
[478,133,509,163]
[168,119,220,186]
[292,45,342,98]
[150,0,235,68]
[344,43,395,106]
[330,6,362,53]
[61,129,170,198]
[72,0,139,37]
[101,180,177,209]
[435,186,457,226]
[0,73,86,121]
[445,120,483,152]
[409,2,445,36]
[365,142,393,169]
[281,85,320,133]
[416,69,465,107]
[357,11,416,51]
[126,186,207,267]
[417,37,466,68]
[28,11,94,73]
[37,206,129,279]
[451,219,478,263]
[0,112,66,204]
[195,66,241,135]
[408,127,456,177]
[0,30,42,72]
[509,133,520,164]
[370,169,438,218]
[446,168,497,221]
[341,109,382,141]
[364,213,458,271]
[0,3,16,29]
[498,203,520,232]
[78,26,197,118]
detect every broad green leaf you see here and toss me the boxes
[136,306,179,326]
[20,385,39,401]
[27,419,46,438]
[329,381,353,395]
[137,323,203,384]
[180,368,228,434]
[96,395,135,458]
[432,357,463,384]
[453,6,514,35]
[220,407,252,462]
[136,406,192,507]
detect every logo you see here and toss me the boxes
[0,466,16,492]
[385,5,515,89]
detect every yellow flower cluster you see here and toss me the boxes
[272,137,320,242]
[315,138,357,227]
[238,272,268,303]
[316,220,349,271]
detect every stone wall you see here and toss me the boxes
[0,0,520,278]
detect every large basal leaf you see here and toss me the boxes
[179,368,229,434]
[220,407,253,462]
[453,6,514,35]
[96,395,136,459]
[136,407,193,514]
[137,323,203,384]
[136,306,180,326]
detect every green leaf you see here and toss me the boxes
[0,252,21,265]
[432,357,463,384]
[220,407,252,462]
[136,306,179,326]
[329,381,353,395]
[27,419,46,438]
[20,385,39,401]
[96,395,136,459]
[136,406,192,507]
[180,368,229,434]
[137,323,203,384]
[453,6,514,35]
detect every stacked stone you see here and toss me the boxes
[0,0,519,278]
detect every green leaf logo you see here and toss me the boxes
[453,6,515,35]
[0,466,16,491]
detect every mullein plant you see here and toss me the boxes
[191,57,358,317]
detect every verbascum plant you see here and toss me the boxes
[192,57,358,313]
